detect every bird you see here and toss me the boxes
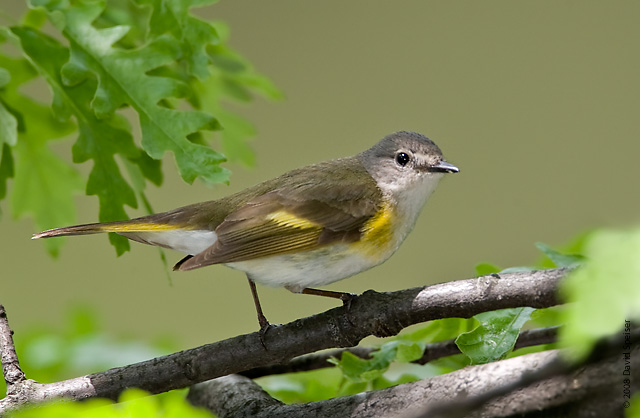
[33,131,459,339]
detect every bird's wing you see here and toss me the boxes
[178,176,382,270]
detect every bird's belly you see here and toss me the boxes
[225,243,392,290]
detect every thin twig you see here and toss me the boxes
[240,326,559,379]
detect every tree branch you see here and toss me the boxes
[188,331,640,418]
[0,305,25,390]
[0,268,565,414]
[188,374,283,417]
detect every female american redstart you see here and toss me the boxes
[34,131,459,336]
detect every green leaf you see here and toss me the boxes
[0,67,18,205]
[128,151,163,187]
[394,341,424,362]
[329,340,425,383]
[12,137,84,256]
[258,368,343,404]
[456,307,535,365]
[475,262,501,276]
[474,262,535,275]
[12,26,145,254]
[399,318,477,343]
[136,0,220,80]
[0,54,81,255]
[0,143,14,218]
[328,351,384,383]
[535,242,585,268]
[22,8,49,29]
[0,67,11,88]
[337,381,368,397]
[35,0,228,185]
[560,228,640,359]
[529,306,564,328]
[332,318,479,379]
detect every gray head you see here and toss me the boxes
[359,131,459,193]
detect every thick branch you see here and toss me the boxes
[0,268,565,414]
[188,374,283,417]
[189,336,640,418]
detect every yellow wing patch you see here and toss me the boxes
[267,210,319,229]
[101,222,183,232]
[356,203,395,259]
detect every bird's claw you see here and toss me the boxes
[258,321,277,349]
[340,293,358,326]
[340,293,358,310]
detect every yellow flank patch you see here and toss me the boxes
[267,210,318,229]
[102,223,182,232]
[357,203,395,258]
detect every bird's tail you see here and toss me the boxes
[32,220,176,239]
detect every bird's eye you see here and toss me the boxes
[395,152,410,167]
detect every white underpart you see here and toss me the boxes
[226,244,374,291]
[119,230,217,255]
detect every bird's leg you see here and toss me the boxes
[247,277,272,348]
[294,287,358,311]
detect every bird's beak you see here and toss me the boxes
[429,160,459,174]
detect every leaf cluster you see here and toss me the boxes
[0,0,280,255]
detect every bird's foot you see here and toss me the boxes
[340,292,358,311]
[340,293,358,326]
[257,319,277,349]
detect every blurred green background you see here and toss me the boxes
[2,1,639,350]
